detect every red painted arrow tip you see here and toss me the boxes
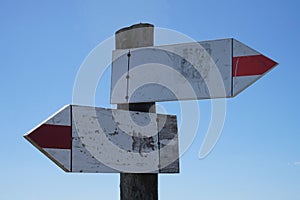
[25,124,71,149]
[233,55,277,77]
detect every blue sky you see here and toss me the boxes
[1,0,300,199]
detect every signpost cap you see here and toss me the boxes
[115,23,154,34]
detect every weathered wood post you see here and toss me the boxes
[115,23,158,200]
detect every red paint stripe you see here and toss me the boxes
[233,55,277,77]
[26,124,71,149]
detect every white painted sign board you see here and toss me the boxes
[111,38,277,104]
[24,105,179,173]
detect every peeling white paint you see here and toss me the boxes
[44,148,71,171]
[71,105,178,173]
[45,105,71,126]
[111,39,231,104]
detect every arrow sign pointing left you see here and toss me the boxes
[24,105,72,171]
[24,105,179,173]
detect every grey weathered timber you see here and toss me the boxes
[24,104,178,173]
[116,23,158,200]
[111,38,278,104]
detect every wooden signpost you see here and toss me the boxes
[25,23,277,200]
[115,23,160,200]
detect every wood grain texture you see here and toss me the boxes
[116,23,158,200]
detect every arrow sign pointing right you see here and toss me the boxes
[111,38,277,103]
[24,105,179,173]
[232,39,277,96]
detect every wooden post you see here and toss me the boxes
[115,23,158,200]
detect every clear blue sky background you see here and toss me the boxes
[1,0,299,199]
